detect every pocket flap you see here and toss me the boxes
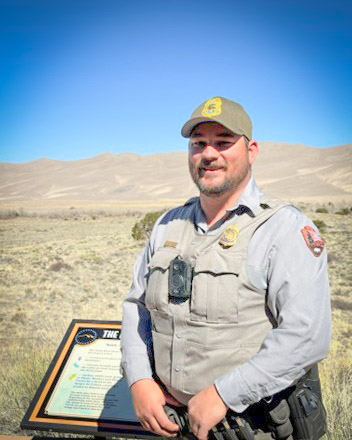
[194,251,242,275]
[148,248,180,270]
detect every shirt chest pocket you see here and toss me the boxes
[146,248,180,312]
[191,250,242,323]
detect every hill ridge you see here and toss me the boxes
[0,142,351,202]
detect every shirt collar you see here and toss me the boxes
[194,176,263,232]
[229,175,262,217]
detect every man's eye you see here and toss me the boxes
[216,142,231,149]
[193,141,206,149]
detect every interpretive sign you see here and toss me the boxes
[21,320,157,438]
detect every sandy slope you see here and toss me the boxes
[0,143,351,202]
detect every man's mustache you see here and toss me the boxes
[198,160,226,174]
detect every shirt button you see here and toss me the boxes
[175,366,180,372]
[241,399,248,405]
[176,334,181,339]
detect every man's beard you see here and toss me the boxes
[189,159,250,198]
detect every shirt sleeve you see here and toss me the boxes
[215,212,331,413]
[120,210,170,387]
[120,242,155,387]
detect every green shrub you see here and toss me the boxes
[335,208,350,215]
[313,219,327,233]
[132,210,166,242]
[316,207,329,214]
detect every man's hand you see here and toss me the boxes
[188,384,228,440]
[130,378,180,437]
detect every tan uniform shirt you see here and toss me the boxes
[121,177,331,412]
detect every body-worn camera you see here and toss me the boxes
[168,257,193,301]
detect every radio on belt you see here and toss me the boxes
[168,256,193,301]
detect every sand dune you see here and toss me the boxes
[0,143,351,203]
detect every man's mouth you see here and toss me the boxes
[199,166,224,176]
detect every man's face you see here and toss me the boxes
[188,122,256,197]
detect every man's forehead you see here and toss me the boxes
[190,121,236,137]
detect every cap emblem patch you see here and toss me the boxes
[202,97,222,118]
[301,225,325,257]
[219,224,239,248]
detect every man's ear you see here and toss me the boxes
[247,140,259,165]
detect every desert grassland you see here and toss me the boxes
[0,199,184,218]
[0,203,351,438]
[0,202,172,436]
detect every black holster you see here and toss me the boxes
[286,365,327,440]
[266,398,293,439]
[242,364,327,440]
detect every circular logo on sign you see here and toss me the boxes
[75,328,98,345]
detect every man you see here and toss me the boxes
[121,97,331,439]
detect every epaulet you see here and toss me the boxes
[183,196,199,206]
[259,193,292,210]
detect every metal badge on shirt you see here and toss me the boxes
[219,224,239,248]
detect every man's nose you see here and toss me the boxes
[200,144,219,161]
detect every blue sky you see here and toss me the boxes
[0,0,351,163]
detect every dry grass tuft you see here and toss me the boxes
[331,298,352,312]
[49,259,73,272]
[0,344,53,435]
[320,333,352,440]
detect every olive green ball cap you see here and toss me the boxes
[181,96,252,140]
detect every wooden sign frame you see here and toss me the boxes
[21,319,158,438]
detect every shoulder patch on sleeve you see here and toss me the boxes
[301,225,325,257]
